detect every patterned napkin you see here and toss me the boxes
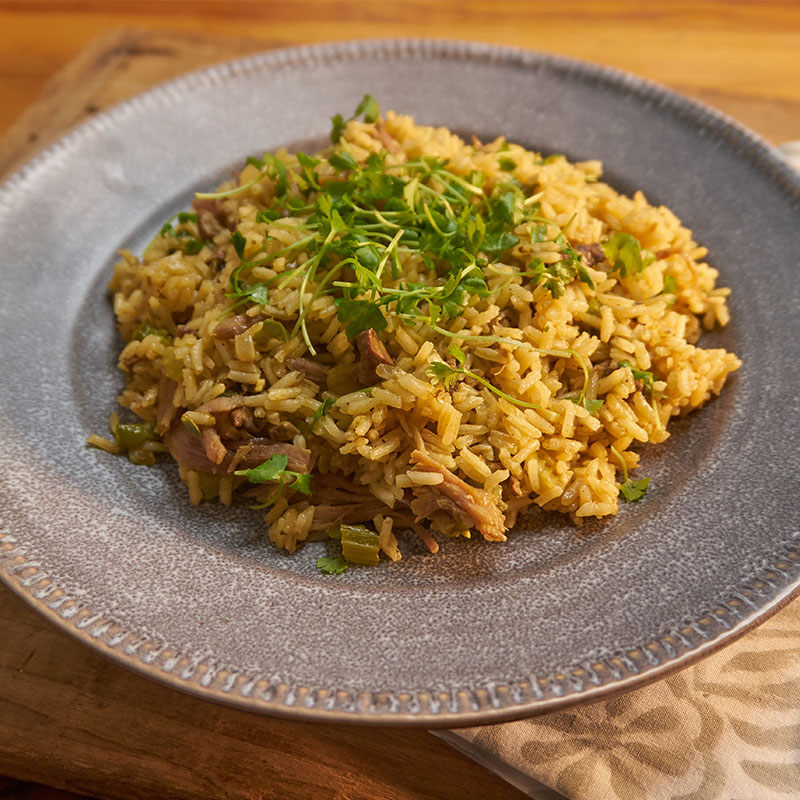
[437,143,800,800]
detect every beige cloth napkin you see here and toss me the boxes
[439,597,800,799]
[437,142,800,800]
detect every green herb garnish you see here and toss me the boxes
[619,360,655,392]
[316,555,349,575]
[235,453,312,501]
[330,94,380,144]
[427,345,540,410]
[602,232,655,278]
[310,397,335,428]
[610,445,650,502]
[133,321,170,343]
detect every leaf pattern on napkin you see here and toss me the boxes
[453,598,800,800]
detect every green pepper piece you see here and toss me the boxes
[115,423,156,452]
[161,347,183,381]
[340,524,380,566]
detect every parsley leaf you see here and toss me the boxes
[330,94,381,143]
[231,230,247,259]
[619,360,655,392]
[354,93,380,123]
[234,454,313,497]
[603,232,647,278]
[620,477,650,502]
[329,151,359,172]
[316,555,349,575]
[335,298,387,338]
[482,231,520,255]
[311,397,335,427]
[236,453,289,482]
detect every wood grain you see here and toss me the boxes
[0,4,798,799]
[0,588,524,800]
[1,1,799,145]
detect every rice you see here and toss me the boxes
[95,102,741,565]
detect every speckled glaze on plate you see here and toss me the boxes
[1,39,799,726]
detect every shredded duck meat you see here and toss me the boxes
[410,448,507,542]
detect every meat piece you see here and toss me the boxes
[355,329,393,385]
[192,198,232,241]
[196,395,244,415]
[375,123,404,156]
[231,406,255,431]
[207,246,227,272]
[201,426,227,465]
[155,376,178,436]
[409,487,474,530]
[213,313,264,340]
[410,449,507,542]
[287,358,328,385]
[165,422,311,476]
[306,501,387,532]
[265,420,300,442]
[574,243,605,267]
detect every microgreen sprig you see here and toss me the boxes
[426,345,541,410]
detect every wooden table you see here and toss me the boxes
[1,3,798,799]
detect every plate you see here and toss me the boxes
[1,39,799,726]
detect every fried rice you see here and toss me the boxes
[89,100,741,565]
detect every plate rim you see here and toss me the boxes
[2,37,799,725]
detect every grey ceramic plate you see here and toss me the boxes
[1,39,799,726]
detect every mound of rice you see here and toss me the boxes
[91,105,741,563]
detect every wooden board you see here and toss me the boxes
[0,13,797,800]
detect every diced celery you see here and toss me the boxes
[340,524,380,566]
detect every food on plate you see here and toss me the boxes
[88,96,741,569]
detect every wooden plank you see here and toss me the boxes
[1,2,799,143]
[0,587,524,800]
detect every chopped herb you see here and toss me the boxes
[181,238,204,255]
[177,212,198,224]
[662,275,677,294]
[569,396,604,415]
[602,232,655,278]
[316,555,349,575]
[619,360,655,392]
[330,94,381,143]
[231,230,247,259]
[427,346,540,410]
[610,445,650,502]
[620,477,650,502]
[133,321,170,343]
[310,397,335,427]
[335,298,387,338]
[329,151,359,172]
[235,453,313,498]
[498,157,516,172]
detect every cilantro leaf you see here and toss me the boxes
[330,113,346,144]
[603,232,645,278]
[619,360,655,392]
[231,230,247,259]
[316,555,349,575]
[662,275,677,294]
[311,397,335,427]
[329,151,359,172]
[426,361,461,390]
[177,212,198,224]
[498,157,516,172]
[353,93,380,123]
[620,477,650,502]
[482,231,520,255]
[289,472,312,495]
[335,299,387,338]
[235,454,289,483]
